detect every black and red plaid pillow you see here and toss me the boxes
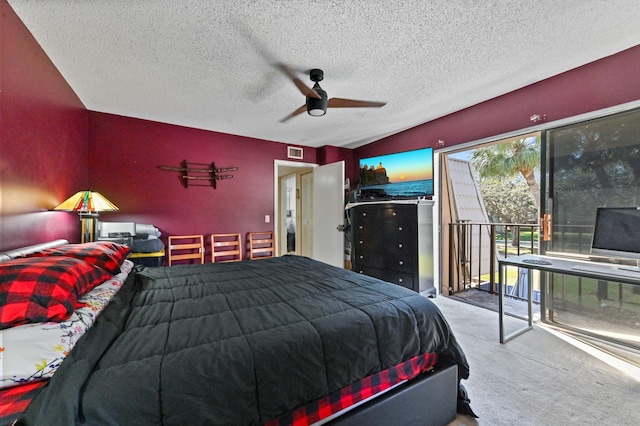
[29,242,130,275]
[0,256,111,329]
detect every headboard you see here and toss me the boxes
[0,239,69,263]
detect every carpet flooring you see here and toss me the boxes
[432,295,640,426]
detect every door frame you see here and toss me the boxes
[279,173,297,255]
[435,100,640,295]
[274,160,317,256]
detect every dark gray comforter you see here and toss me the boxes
[21,255,470,425]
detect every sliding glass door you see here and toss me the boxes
[544,108,640,255]
[542,108,640,349]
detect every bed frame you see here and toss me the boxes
[327,361,458,425]
[1,239,460,425]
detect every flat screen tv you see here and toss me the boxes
[358,147,434,201]
[591,207,640,267]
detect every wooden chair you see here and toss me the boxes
[248,231,275,260]
[211,233,242,263]
[167,235,204,266]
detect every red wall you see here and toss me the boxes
[87,112,319,251]
[0,0,88,250]
[3,0,640,253]
[356,44,640,162]
[318,145,356,188]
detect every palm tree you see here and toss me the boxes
[471,137,540,247]
[471,136,540,211]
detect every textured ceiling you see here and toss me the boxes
[8,1,640,148]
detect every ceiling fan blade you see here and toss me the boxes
[279,105,307,123]
[327,98,386,108]
[276,63,321,99]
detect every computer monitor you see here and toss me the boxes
[591,207,640,268]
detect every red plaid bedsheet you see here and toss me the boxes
[0,381,47,425]
[266,352,439,426]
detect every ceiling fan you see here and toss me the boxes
[277,64,386,122]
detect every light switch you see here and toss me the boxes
[265,215,270,223]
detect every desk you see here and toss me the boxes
[497,255,640,343]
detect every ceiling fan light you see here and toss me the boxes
[306,83,328,116]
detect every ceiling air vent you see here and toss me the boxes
[287,146,303,159]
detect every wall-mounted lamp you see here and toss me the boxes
[54,190,119,243]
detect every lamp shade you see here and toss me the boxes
[54,190,119,213]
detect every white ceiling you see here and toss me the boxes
[8,1,640,149]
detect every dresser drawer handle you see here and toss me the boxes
[359,240,363,244]
[398,260,404,266]
[398,226,403,231]
[358,225,363,229]
[359,255,364,259]
[392,212,397,216]
[398,278,403,283]
[398,243,403,248]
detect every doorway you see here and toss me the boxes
[440,132,542,296]
[280,173,298,255]
[274,160,346,267]
[275,160,315,257]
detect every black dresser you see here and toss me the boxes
[347,200,435,295]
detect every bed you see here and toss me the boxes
[0,240,474,425]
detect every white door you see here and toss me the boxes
[312,161,345,267]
